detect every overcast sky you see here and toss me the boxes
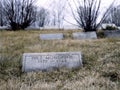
[36,0,118,8]
[35,0,119,14]
[35,0,120,26]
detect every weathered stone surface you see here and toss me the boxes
[104,30,120,38]
[72,32,97,39]
[40,33,63,40]
[22,52,82,72]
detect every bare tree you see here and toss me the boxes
[103,6,120,26]
[2,0,37,30]
[36,8,50,27]
[68,0,114,32]
[50,0,67,29]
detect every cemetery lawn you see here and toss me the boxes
[0,30,120,90]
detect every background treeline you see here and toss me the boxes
[0,0,120,31]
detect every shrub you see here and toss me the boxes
[103,25,118,30]
[97,30,105,38]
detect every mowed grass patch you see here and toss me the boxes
[0,30,120,90]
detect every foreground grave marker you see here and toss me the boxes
[40,33,64,40]
[72,32,97,39]
[22,52,82,72]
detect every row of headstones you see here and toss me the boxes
[22,30,120,72]
[40,30,120,40]
[40,32,97,40]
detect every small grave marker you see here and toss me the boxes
[72,32,97,39]
[40,33,63,40]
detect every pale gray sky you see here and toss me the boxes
[35,0,49,8]
[36,0,117,8]
[35,0,120,26]
[35,0,118,15]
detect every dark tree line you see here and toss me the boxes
[0,0,117,31]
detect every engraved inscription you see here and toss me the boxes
[26,54,74,63]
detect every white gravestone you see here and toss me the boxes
[72,32,97,39]
[22,52,82,72]
[40,33,64,40]
[104,30,120,38]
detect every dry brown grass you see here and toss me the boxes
[0,30,120,90]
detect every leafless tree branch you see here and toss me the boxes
[2,0,37,30]
[68,0,114,32]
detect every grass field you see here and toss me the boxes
[0,30,120,90]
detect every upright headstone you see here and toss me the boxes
[72,32,97,39]
[22,52,82,72]
[40,33,64,40]
[104,30,120,38]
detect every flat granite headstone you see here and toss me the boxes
[104,30,120,38]
[72,32,97,39]
[40,33,63,40]
[22,52,82,72]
